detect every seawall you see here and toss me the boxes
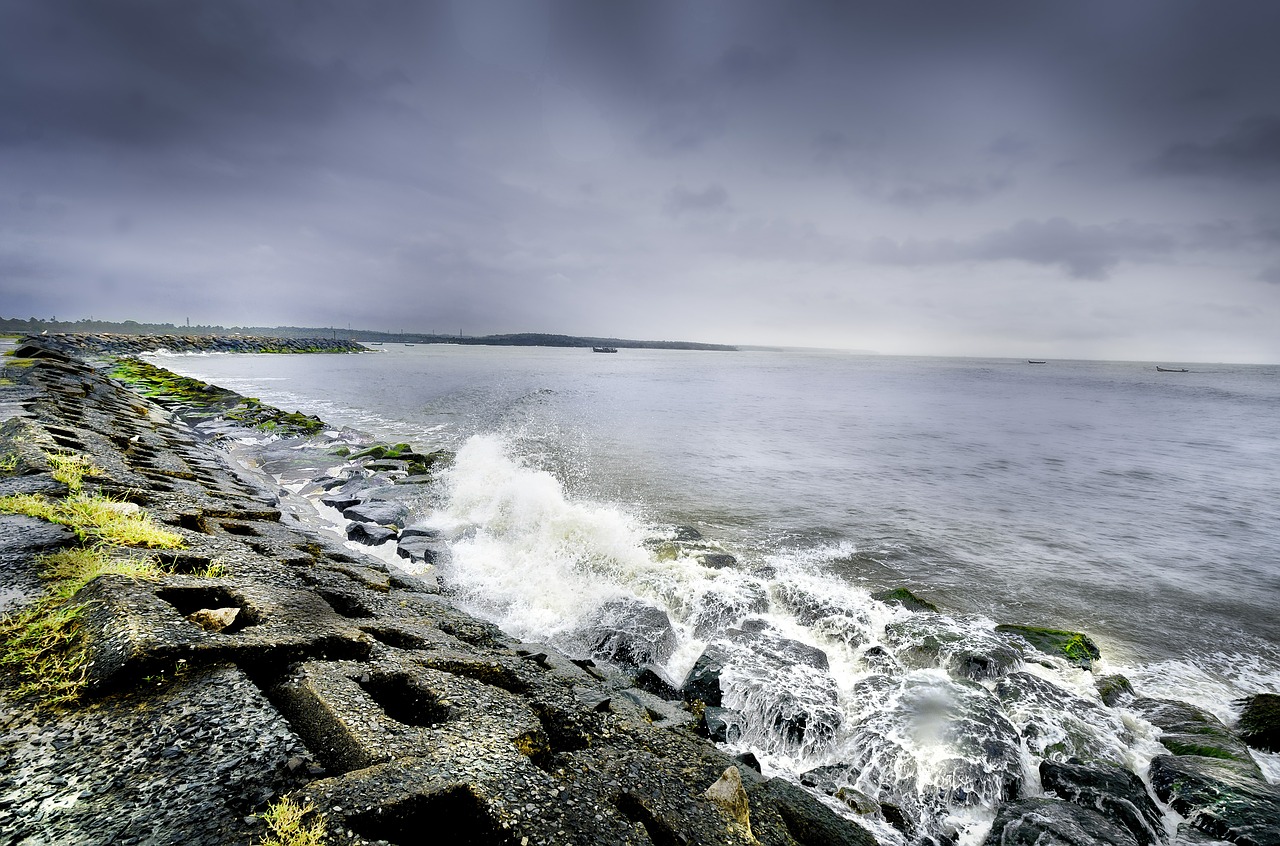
[20,333,367,356]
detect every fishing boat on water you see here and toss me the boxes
[592,346,618,353]
[1156,365,1188,372]
[1028,360,1047,365]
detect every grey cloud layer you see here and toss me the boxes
[2,1,1280,359]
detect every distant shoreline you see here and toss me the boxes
[0,317,737,352]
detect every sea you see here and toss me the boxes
[153,344,1280,843]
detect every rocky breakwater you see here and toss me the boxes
[0,340,878,846]
[21,332,367,356]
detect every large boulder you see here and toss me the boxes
[342,500,410,527]
[885,615,1023,681]
[1132,698,1259,767]
[995,672,1127,764]
[1237,692,1280,752]
[576,598,678,667]
[681,644,730,706]
[1149,754,1280,846]
[982,797,1141,846]
[1039,759,1164,846]
[347,522,397,546]
[995,624,1101,670]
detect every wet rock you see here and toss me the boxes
[395,535,439,564]
[995,624,1101,670]
[705,767,752,833]
[1149,754,1280,846]
[1133,698,1259,767]
[341,500,410,527]
[735,751,761,773]
[698,552,737,569]
[702,706,742,743]
[689,581,770,639]
[674,525,703,540]
[1096,674,1136,707]
[346,522,397,546]
[758,777,878,846]
[633,664,681,700]
[1236,692,1280,752]
[800,764,850,795]
[726,619,829,670]
[681,644,730,706]
[872,587,939,612]
[575,597,678,666]
[1040,758,1164,846]
[842,673,1024,829]
[983,797,1142,846]
[885,616,1023,681]
[995,672,1127,764]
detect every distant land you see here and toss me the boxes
[0,317,737,352]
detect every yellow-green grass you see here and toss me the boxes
[0,599,89,706]
[0,492,184,548]
[258,797,328,846]
[45,451,101,492]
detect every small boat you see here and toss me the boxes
[404,343,415,347]
[592,346,618,353]
[1027,360,1047,365]
[1156,366,1188,372]
[371,342,383,345]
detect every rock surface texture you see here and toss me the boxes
[0,341,877,845]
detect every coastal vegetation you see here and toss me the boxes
[257,797,328,846]
[110,357,326,436]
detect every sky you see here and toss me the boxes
[2,1,1280,361]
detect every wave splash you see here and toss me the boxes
[422,434,1257,846]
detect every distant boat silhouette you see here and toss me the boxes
[1027,360,1047,365]
[1156,365,1188,372]
[404,343,415,347]
[592,346,618,353]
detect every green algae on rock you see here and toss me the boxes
[995,624,1101,669]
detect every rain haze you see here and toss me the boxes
[3,0,1280,362]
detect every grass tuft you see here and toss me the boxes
[0,492,184,548]
[258,796,328,846]
[45,451,101,492]
[0,599,89,706]
[39,548,163,600]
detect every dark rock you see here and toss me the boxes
[995,624,1101,669]
[725,621,828,671]
[1039,758,1164,846]
[342,500,410,527]
[395,536,439,565]
[681,644,730,706]
[757,777,878,846]
[1149,754,1280,846]
[734,752,761,773]
[861,645,901,674]
[1237,692,1280,752]
[674,525,703,541]
[872,587,939,612]
[632,664,681,700]
[1132,698,1259,767]
[399,525,439,540]
[886,617,1022,681]
[800,764,850,795]
[1096,674,1136,707]
[698,552,737,569]
[576,598,678,666]
[982,797,1142,846]
[703,707,742,743]
[347,522,397,545]
[690,581,770,639]
[995,672,1127,763]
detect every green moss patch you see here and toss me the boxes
[111,357,324,436]
[996,624,1101,669]
[871,587,939,613]
[258,796,328,846]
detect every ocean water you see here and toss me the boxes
[155,345,1280,842]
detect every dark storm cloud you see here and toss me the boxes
[3,1,1280,359]
[868,218,1177,280]
[1146,115,1280,180]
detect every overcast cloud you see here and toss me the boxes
[2,0,1279,361]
